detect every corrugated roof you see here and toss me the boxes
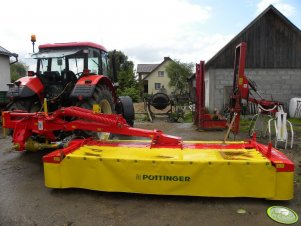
[137,64,159,73]
[0,46,18,57]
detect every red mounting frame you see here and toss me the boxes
[195,61,227,130]
[230,42,282,134]
[2,107,182,151]
[41,134,294,173]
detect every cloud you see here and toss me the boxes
[125,32,234,65]
[0,0,215,65]
[256,0,295,17]
[1,0,235,68]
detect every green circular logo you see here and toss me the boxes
[267,206,299,224]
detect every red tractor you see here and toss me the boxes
[6,41,135,138]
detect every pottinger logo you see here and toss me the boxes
[136,174,191,182]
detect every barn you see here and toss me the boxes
[203,5,301,113]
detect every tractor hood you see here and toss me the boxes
[32,49,81,59]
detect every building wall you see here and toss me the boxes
[207,68,301,112]
[0,55,11,91]
[139,73,149,80]
[145,61,172,95]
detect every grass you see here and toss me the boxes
[134,112,193,123]
[239,118,251,133]
[287,118,301,125]
[239,116,301,134]
[135,111,301,132]
[135,113,150,122]
[287,118,301,132]
[184,111,193,123]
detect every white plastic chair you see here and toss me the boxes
[268,106,294,149]
[249,105,274,138]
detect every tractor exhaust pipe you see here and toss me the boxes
[111,50,117,84]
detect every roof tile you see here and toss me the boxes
[137,64,159,73]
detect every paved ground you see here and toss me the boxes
[0,118,300,226]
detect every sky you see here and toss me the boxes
[1,0,300,68]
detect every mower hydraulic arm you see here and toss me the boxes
[2,106,182,151]
[230,42,281,134]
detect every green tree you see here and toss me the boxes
[165,60,194,95]
[108,50,140,102]
[10,62,28,82]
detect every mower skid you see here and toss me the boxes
[43,139,294,200]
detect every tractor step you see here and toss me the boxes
[43,139,294,200]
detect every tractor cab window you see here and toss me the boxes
[67,49,86,76]
[38,58,66,75]
[34,48,108,78]
[37,58,66,85]
[34,49,79,75]
[68,57,84,75]
[52,58,66,73]
[88,49,100,74]
[101,51,109,76]
[38,58,48,74]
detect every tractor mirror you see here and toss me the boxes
[57,58,63,66]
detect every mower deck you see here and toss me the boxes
[43,139,294,200]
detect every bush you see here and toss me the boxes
[117,87,141,102]
[184,111,193,122]
[142,93,150,100]
[10,62,28,82]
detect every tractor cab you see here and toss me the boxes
[33,43,109,80]
[7,42,115,112]
[25,43,107,110]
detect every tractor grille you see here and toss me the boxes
[7,85,25,97]
[70,85,95,98]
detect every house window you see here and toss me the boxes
[158,71,164,77]
[155,83,161,90]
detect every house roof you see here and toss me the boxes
[0,46,18,57]
[205,4,301,68]
[137,64,159,73]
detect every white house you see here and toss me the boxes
[137,57,173,96]
[0,46,18,91]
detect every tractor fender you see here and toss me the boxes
[70,75,116,101]
[7,76,44,99]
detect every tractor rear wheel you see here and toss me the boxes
[78,84,115,139]
[8,98,41,113]
[7,98,42,136]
